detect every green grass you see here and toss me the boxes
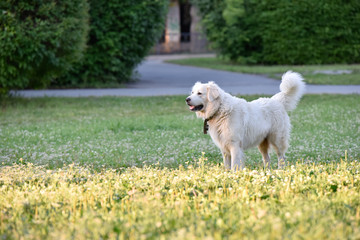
[1,95,359,169]
[166,58,360,85]
[1,95,360,239]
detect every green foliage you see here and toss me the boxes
[192,0,360,64]
[0,0,167,92]
[0,0,89,91]
[57,0,168,87]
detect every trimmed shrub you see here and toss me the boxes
[192,0,360,65]
[57,0,168,87]
[0,0,89,91]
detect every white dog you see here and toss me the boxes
[186,71,305,170]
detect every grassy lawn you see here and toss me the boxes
[1,95,360,239]
[166,57,360,85]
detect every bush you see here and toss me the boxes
[0,0,89,91]
[57,0,168,87]
[192,0,360,65]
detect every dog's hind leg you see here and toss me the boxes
[272,143,287,169]
[269,133,288,169]
[230,146,245,170]
[258,138,271,169]
[277,153,286,169]
[222,151,231,170]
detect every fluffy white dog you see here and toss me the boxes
[186,71,305,170]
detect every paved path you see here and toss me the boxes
[13,54,360,97]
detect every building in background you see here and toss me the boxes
[151,0,209,54]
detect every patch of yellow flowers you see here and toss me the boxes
[1,155,360,239]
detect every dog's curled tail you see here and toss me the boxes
[271,71,306,112]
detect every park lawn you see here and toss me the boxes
[166,57,360,85]
[1,95,360,239]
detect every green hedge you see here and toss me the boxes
[0,0,167,92]
[57,0,168,87]
[0,0,89,91]
[193,0,360,64]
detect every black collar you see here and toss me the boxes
[202,104,222,134]
[203,114,216,134]
[203,119,210,134]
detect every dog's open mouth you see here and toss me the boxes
[188,104,204,111]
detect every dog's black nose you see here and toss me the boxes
[186,97,191,103]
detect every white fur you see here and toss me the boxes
[186,71,305,170]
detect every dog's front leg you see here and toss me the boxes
[222,151,231,170]
[230,145,245,170]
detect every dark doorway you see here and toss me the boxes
[180,1,191,42]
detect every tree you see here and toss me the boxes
[57,0,168,87]
[192,0,360,64]
[0,0,89,92]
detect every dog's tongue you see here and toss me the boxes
[189,105,195,110]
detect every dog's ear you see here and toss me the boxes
[207,82,219,102]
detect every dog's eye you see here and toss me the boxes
[197,92,202,96]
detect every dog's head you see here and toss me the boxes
[186,81,221,118]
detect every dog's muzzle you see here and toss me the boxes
[186,97,204,111]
